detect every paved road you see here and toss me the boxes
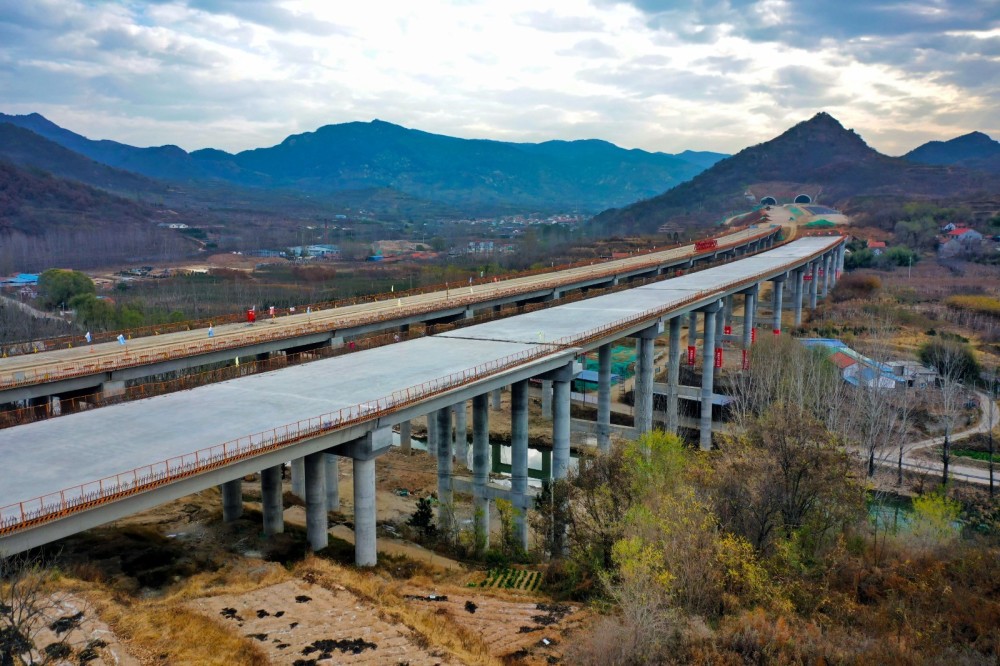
[0,227,772,388]
[896,390,1000,485]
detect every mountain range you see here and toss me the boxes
[0,111,997,239]
[593,113,1000,233]
[0,113,727,213]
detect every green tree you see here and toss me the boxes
[918,340,980,384]
[37,269,94,309]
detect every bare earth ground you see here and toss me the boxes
[187,578,453,665]
[34,418,587,665]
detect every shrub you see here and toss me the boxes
[831,274,881,302]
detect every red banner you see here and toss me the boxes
[751,328,757,344]
[714,347,723,368]
[687,345,696,365]
[773,328,781,336]
[742,349,749,370]
[675,269,684,277]
[804,273,813,281]
[724,325,732,335]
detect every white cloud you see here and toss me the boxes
[0,0,995,155]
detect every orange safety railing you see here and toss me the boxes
[2,226,777,357]
[0,227,780,390]
[0,234,842,537]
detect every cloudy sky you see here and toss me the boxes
[0,0,997,156]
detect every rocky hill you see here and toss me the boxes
[592,113,1000,234]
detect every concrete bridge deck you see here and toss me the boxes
[0,236,842,554]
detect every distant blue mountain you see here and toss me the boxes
[0,113,727,212]
[904,131,1000,174]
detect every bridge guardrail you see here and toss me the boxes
[0,233,839,536]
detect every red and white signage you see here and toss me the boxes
[751,328,757,343]
[724,325,732,336]
[687,345,696,365]
[773,328,781,336]
[714,347,723,368]
[741,349,749,370]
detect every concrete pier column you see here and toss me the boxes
[597,343,612,452]
[453,401,468,469]
[260,465,284,535]
[715,308,725,346]
[700,300,722,450]
[304,452,327,551]
[324,453,340,511]
[552,378,571,480]
[511,379,529,550]
[793,269,805,326]
[472,393,490,551]
[771,274,786,335]
[426,412,438,457]
[688,311,698,348]
[541,380,553,420]
[101,380,125,400]
[634,335,655,434]
[436,407,454,533]
[491,388,502,410]
[666,317,681,434]
[809,261,819,310]
[822,253,832,298]
[221,478,243,523]
[399,420,411,453]
[291,457,305,499]
[353,457,377,566]
[742,286,757,349]
[724,295,734,331]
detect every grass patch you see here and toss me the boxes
[952,448,999,463]
[480,567,542,592]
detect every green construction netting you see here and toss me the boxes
[581,344,636,381]
[804,218,836,228]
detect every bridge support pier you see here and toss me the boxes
[324,453,340,511]
[305,452,327,551]
[541,380,552,420]
[291,458,305,499]
[436,406,454,534]
[49,396,62,416]
[353,457,376,566]
[822,253,832,298]
[399,420,411,453]
[742,285,758,353]
[426,412,438,457]
[454,401,468,470]
[809,261,819,310]
[597,343,612,452]
[511,379,529,551]
[261,465,284,535]
[793,269,805,327]
[688,311,698,349]
[700,300,723,450]
[666,316,681,434]
[101,380,125,400]
[221,478,243,523]
[634,323,662,435]
[491,388,502,410]
[771,274,786,334]
[472,393,490,552]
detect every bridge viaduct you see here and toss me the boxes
[0,226,777,409]
[0,235,844,566]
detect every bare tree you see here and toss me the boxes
[1,553,84,666]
